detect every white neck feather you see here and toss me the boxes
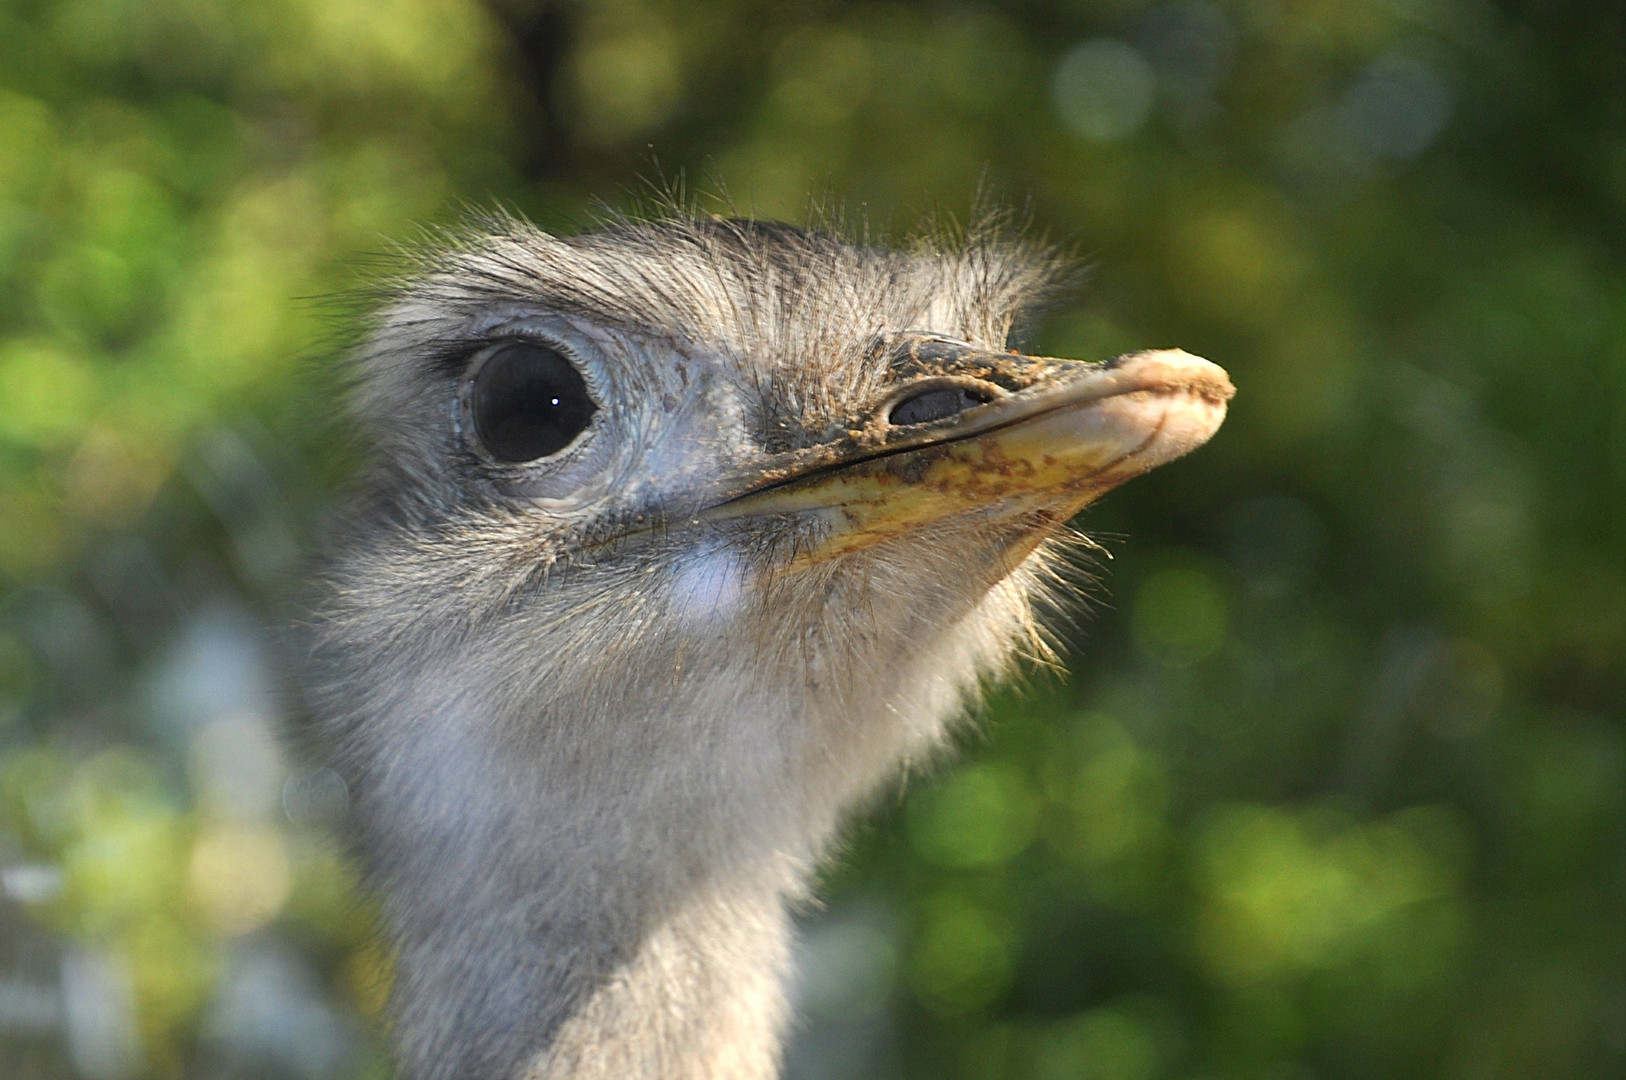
[373,685,809,1080]
[331,539,1037,1079]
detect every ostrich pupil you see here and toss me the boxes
[471,342,597,462]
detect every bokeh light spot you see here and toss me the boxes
[1053,39,1156,143]
[1131,566,1228,666]
[566,22,682,145]
[186,825,292,936]
[1194,803,1467,988]
[0,339,95,447]
[908,762,1039,869]
[1055,715,1171,902]
[908,895,1013,1015]
[1344,53,1452,163]
[1035,1005,1161,1080]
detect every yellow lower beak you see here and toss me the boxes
[703,349,1232,565]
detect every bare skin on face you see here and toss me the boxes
[708,347,1232,567]
[305,215,1232,1080]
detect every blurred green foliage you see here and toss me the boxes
[0,0,1622,1077]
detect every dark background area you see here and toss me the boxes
[0,0,1621,1077]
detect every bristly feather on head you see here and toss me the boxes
[328,203,1099,659]
[350,204,1073,453]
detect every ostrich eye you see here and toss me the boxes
[888,385,993,427]
[470,342,598,462]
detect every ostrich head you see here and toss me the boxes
[307,214,1231,1080]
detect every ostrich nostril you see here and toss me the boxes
[887,385,994,427]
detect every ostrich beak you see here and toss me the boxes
[702,348,1233,565]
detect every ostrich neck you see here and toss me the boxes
[519,876,795,1080]
[353,554,1011,1079]
[370,677,819,1080]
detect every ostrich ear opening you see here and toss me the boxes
[700,349,1233,568]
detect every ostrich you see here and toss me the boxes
[305,212,1231,1080]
